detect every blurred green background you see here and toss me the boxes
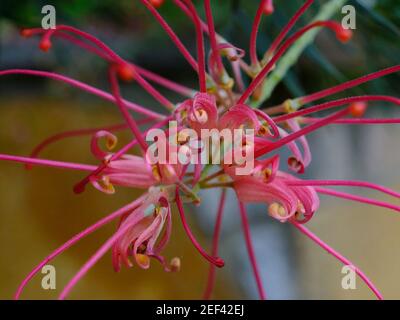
[0,0,399,299]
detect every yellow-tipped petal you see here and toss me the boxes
[135,254,150,268]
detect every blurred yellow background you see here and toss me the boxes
[0,98,240,299]
[0,98,400,299]
[1,97,400,299]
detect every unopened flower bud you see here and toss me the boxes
[20,29,33,38]
[349,102,367,118]
[39,39,52,52]
[116,64,135,82]
[263,0,274,15]
[336,27,353,43]
[150,0,164,8]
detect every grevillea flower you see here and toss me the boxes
[90,131,156,193]
[1,0,400,301]
[112,186,174,272]
[229,156,319,223]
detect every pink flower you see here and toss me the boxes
[89,129,183,192]
[90,155,157,193]
[230,156,319,222]
[112,187,174,272]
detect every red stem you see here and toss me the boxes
[316,187,400,213]
[274,95,400,123]
[266,0,314,57]
[48,28,174,110]
[287,180,400,199]
[134,65,195,97]
[140,0,198,71]
[134,72,175,110]
[239,20,349,104]
[204,0,224,73]
[183,0,207,92]
[108,67,148,151]
[175,187,224,268]
[249,0,268,66]
[292,222,383,300]
[45,31,196,97]
[300,65,400,105]
[50,25,124,63]
[256,108,350,157]
[238,201,267,300]
[27,123,127,167]
[0,69,164,119]
[14,197,144,299]
[27,117,154,168]
[302,117,400,125]
[203,189,227,299]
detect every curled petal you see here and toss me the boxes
[288,157,305,174]
[175,93,218,133]
[220,104,278,138]
[286,119,311,168]
[218,43,246,61]
[90,175,115,195]
[278,172,320,223]
[253,108,280,138]
[278,126,306,174]
[233,169,320,223]
[220,104,258,130]
[234,176,298,222]
[190,93,219,132]
[91,130,118,160]
[253,154,280,182]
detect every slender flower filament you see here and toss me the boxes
[141,0,198,71]
[239,20,353,104]
[204,0,224,73]
[203,189,226,299]
[238,202,267,300]
[175,188,224,268]
[0,69,165,119]
[249,0,269,66]
[316,187,400,213]
[287,180,400,199]
[300,65,400,105]
[14,197,144,299]
[0,154,96,172]
[256,108,350,157]
[273,96,400,124]
[264,0,314,59]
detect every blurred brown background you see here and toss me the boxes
[0,98,240,299]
